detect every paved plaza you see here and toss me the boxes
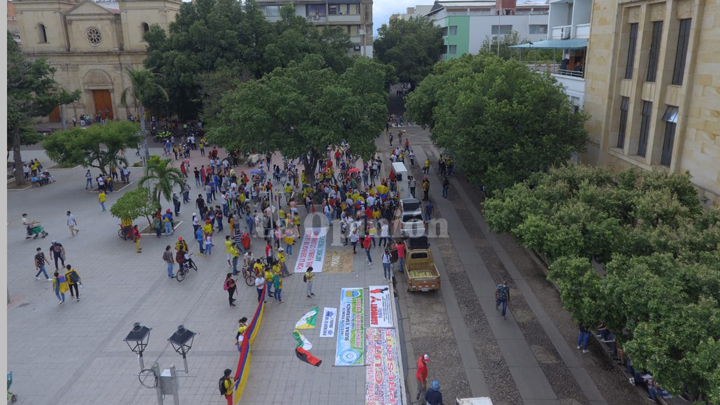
[8,121,645,405]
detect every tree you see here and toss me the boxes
[43,121,139,174]
[7,30,80,185]
[143,0,352,120]
[483,165,720,401]
[479,30,555,62]
[405,54,588,193]
[110,187,161,227]
[198,68,252,129]
[119,67,168,133]
[208,55,388,176]
[138,158,184,204]
[373,17,444,85]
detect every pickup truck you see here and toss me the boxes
[395,236,440,292]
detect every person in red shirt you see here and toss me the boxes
[363,235,372,263]
[416,354,429,401]
[265,240,273,261]
[395,240,406,273]
[334,150,341,166]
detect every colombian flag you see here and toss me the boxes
[232,285,266,404]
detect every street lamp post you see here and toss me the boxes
[125,323,197,405]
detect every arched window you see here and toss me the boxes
[141,22,149,34]
[38,23,48,43]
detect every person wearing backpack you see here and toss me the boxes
[64,265,82,301]
[495,280,510,320]
[224,274,237,307]
[219,369,234,405]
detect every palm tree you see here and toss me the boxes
[120,67,168,133]
[138,159,184,204]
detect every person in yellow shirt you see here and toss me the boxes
[284,230,294,256]
[98,190,106,212]
[293,213,301,230]
[253,259,264,276]
[277,247,290,277]
[272,262,281,277]
[423,159,431,174]
[231,244,240,275]
[235,317,248,346]
[221,369,234,405]
[121,217,133,240]
[203,220,213,236]
[225,235,234,266]
[264,268,275,298]
[304,267,315,298]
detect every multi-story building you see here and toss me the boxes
[8,1,21,42]
[581,0,720,204]
[424,0,550,60]
[14,0,181,123]
[390,5,433,21]
[256,0,373,56]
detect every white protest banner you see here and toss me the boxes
[319,307,337,338]
[294,227,328,273]
[368,286,393,328]
[335,288,364,366]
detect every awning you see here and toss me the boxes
[510,39,588,50]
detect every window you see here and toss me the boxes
[86,27,103,46]
[441,27,448,36]
[571,96,580,114]
[646,21,663,82]
[491,25,513,35]
[660,106,679,166]
[306,4,326,17]
[449,45,457,54]
[637,100,653,157]
[349,25,359,36]
[672,19,692,85]
[449,26,457,35]
[625,23,639,79]
[617,97,630,148]
[529,25,548,35]
[329,5,339,15]
[349,4,359,15]
[263,6,280,17]
[38,23,47,43]
[141,22,149,34]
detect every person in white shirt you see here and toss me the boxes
[382,249,393,280]
[66,211,79,237]
[380,222,390,247]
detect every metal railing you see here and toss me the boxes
[528,64,585,79]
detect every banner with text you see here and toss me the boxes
[320,307,338,338]
[366,328,402,405]
[368,286,393,328]
[335,288,364,366]
[294,227,328,273]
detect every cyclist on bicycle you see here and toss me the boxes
[176,246,188,272]
[175,237,188,252]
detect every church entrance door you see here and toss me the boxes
[92,90,114,121]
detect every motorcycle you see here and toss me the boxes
[25,222,48,239]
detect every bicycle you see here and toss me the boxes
[240,265,256,287]
[176,253,198,282]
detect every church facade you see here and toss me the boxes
[13,0,181,123]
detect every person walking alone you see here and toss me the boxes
[495,280,510,320]
[66,211,79,237]
[273,272,283,303]
[52,271,68,305]
[304,267,315,298]
[85,170,93,189]
[422,178,430,201]
[425,380,445,405]
[220,369,234,405]
[224,274,237,307]
[64,264,81,302]
[99,190,106,212]
[577,325,590,353]
[442,176,449,198]
[34,247,52,281]
[363,235,372,264]
[163,246,175,278]
[133,225,142,253]
[416,354,429,402]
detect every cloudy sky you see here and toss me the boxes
[373,0,432,35]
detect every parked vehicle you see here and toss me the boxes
[395,236,440,292]
[395,198,426,238]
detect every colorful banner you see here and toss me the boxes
[368,286,393,328]
[320,307,338,338]
[295,307,319,329]
[335,288,364,366]
[232,285,266,404]
[366,328,402,405]
[294,228,328,273]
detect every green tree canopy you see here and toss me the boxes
[373,17,444,85]
[138,158,184,204]
[7,30,80,185]
[405,54,588,193]
[479,30,555,62]
[110,187,161,227]
[484,165,720,401]
[143,0,352,119]
[207,54,388,175]
[43,121,140,174]
[119,67,168,133]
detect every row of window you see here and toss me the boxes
[35,22,150,44]
[440,24,546,37]
[616,98,678,167]
[301,4,360,17]
[624,18,691,85]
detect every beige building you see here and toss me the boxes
[256,0,374,57]
[582,0,720,204]
[14,0,181,123]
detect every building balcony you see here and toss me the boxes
[327,14,361,22]
[551,25,572,39]
[306,15,327,23]
[575,23,590,39]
